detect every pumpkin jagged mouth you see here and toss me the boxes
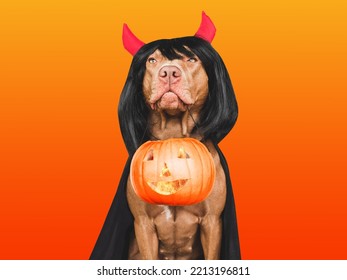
[147,179,189,195]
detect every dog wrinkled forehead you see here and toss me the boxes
[122,11,216,56]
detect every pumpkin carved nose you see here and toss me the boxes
[159,66,182,84]
[160,163,171,177]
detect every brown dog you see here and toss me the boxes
[90,13,240,260]
[127,49,227,259]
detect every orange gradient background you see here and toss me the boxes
[1,0,346,259]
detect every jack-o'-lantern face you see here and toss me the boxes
[130,138,215,206]
[145,146,190,195]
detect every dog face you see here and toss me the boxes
[142,49,208,116]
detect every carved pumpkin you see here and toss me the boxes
[130,138,216,206]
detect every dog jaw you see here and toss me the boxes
[150,91,188,114]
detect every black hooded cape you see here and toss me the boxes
[90,141,241,259]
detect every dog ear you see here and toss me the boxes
[188,39,238,143]
[199,55,238,143]
[118,76,149,155]
[118,46,152,154]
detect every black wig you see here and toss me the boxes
[118,36,238,154]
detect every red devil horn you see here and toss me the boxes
[194,11,216,43]
[122,24,145,55]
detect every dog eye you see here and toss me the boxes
[148,57,157,64]
[187,57,197,63]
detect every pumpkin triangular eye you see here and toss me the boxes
[144,149,154,161]
[177,147,190,159]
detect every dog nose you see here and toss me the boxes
[159,66,181,84]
